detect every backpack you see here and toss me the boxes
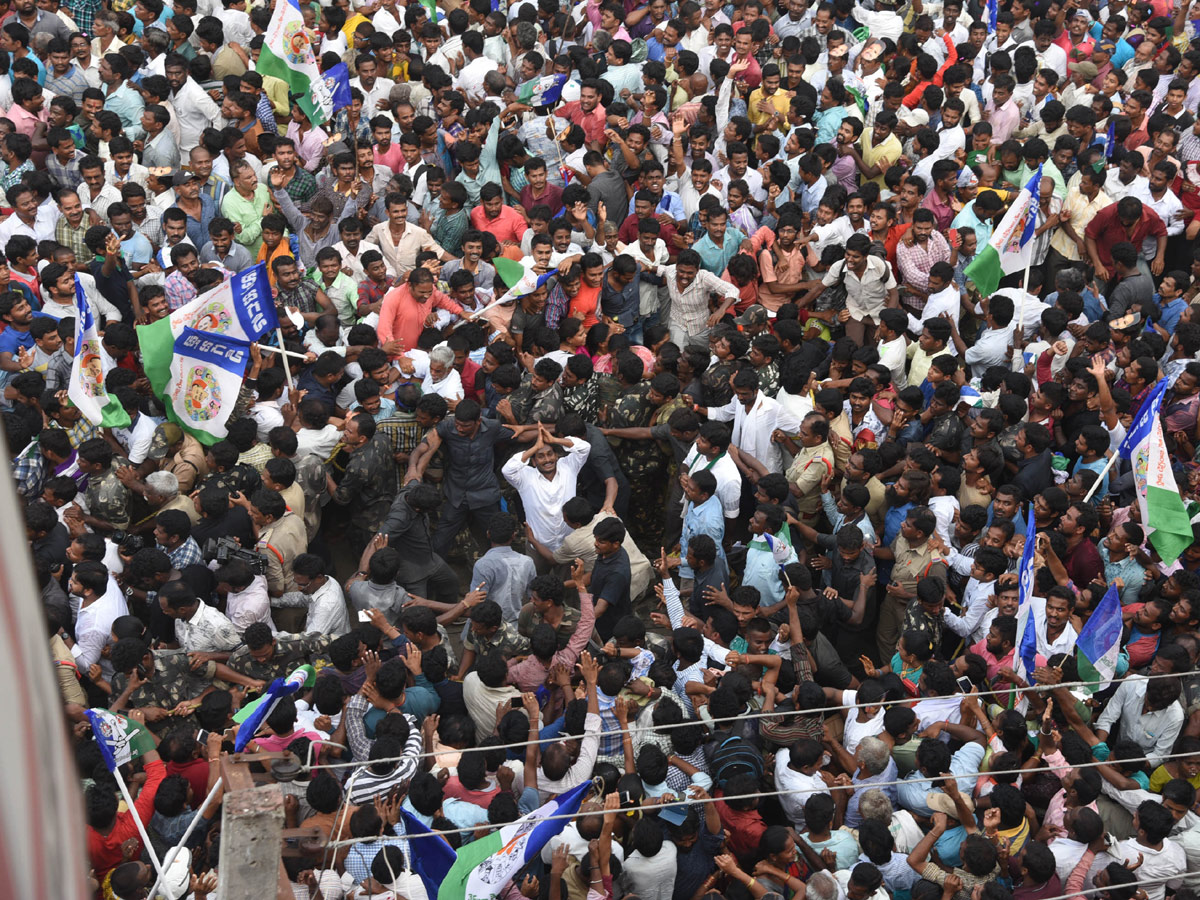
[707,732,764,788]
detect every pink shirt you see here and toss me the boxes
[377,282,464,354]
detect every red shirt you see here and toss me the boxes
[519,183,564,216]
[554,99,608,145]
[459,357,482,402]
[715,793,768,864]
[166,757,210,808]
[1083,202,1166,270]
[470,204,526,244]
[87,759,167,877]
[617,213,679,247]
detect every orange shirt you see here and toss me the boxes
[567,283,600,328]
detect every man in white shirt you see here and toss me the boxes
[501,426,590,551]
[165,59,221,152]
[907,263,962,334]
[161,584,243,654]
[351,55,396,114]
[69,560,129,680]
[1117,805,1186,900]
[682,423,742,519]
[451,32,497,104]
[699,367,803,475]
[1094,674,1186,769]
[272,553,352,636]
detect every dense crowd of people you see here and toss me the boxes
[11,0,1200,896]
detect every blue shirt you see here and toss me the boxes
[120,231,154,266]
[883,501,913,548]
[1157,295,1187,335]
[694,224,746,274]
[813,104,848,145]
[680,493,726,578]
[896,741,985,816]
[627,190,686,222]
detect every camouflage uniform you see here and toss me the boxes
[901,597,944,652]
[700,360,736,408]
[509,380,563,425]
[756,361,781,398]
[204,463,262,497]
[110,649,217,732]
[330,434,398,553]
[517,602,581,651]
[607,383,668,548]
[85,464,133,530]
[461,619,530,660]
[562,377,601,424]
[226,631,332,682]
[291,452,329,543]
[593,373,622,424]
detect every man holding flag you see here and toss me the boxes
[84,709,167,878]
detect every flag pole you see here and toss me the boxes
[113,766,167,881]
[252,342,309,361]
[1082,451,1121,503]
[145,778,222,900]
[276,327,296,392]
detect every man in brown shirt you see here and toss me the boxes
[873,506,947,660]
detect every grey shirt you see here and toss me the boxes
[433,417,514,507]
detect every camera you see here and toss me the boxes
[202,536,268,575]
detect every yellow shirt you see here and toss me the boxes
[747,87,790,129]
[859,131,902,190]
[1049,186,1111,261]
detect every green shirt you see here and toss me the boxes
[221,183,272,256]
[311,270,359,325]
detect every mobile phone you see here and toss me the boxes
[136,663,148,680]
[196,728,210,745]
[510,697,524,709]
[358,609,373,622]
[956,675,973,694]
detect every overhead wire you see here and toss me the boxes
[314,745,1200,846]
[298,669,1181,773]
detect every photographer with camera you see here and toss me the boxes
[229,489,307,615]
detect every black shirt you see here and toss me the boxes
[434,417,514,507]
[591,547,632,641]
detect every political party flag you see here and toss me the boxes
[68,278,130,428]
[1130,391,1194,565]
[986,0,998,32]
[1012,512,1039,688]
[322,61,353,113]
[137,263,277,398]
[964,165,1042,297]
[401,809,458,900]
[517,73,568,108]
[257,0,334,126]
[1102,120,1116,161]
[1076,582,1122,691]
[85,708,156,772]
[438,782,592,900]
[1118,378,1169,459]
[492,257,557,300]
[162,328,252,445]
[232,665,316,751]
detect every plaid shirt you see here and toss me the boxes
[596,690,625,759]
[255,94,278,135]
[896,231,952,309]
[133,208,165,249]
[56,217,89,261]
[63,0,102,34]
[357,275,395,316]
[282,168,317,206]
[46,149,83,191]
[431,207,469,257]
[544,280,571,329]
[51,416,100,449]
[163,536,204,570]
[1,159,33,191]
[11,440,45,501]
[164,270,196,310]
